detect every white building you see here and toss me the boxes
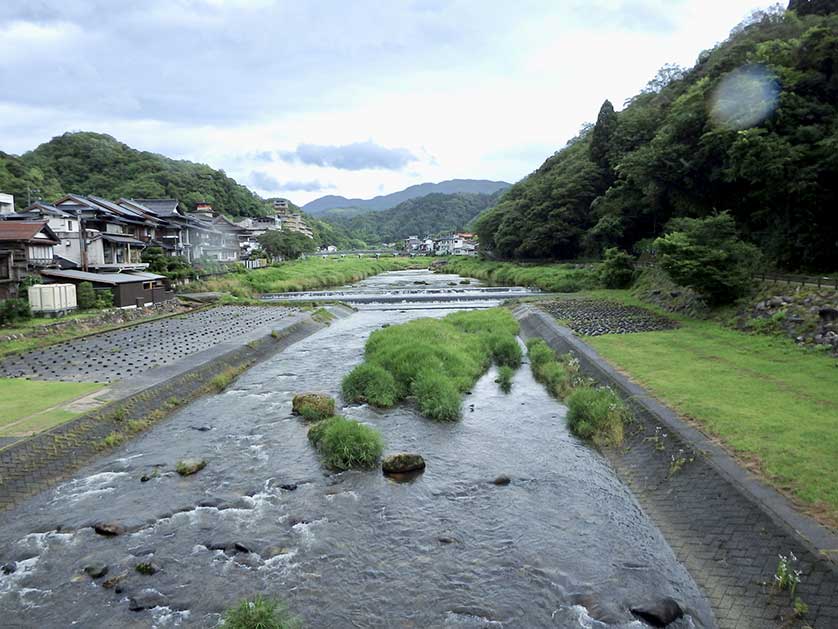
[0,193,14,215]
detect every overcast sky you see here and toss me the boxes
[0,0,777,205]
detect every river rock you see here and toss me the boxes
[84,563,108,579]
[102,572,127,589]
[630,597,684,627]
[262,545,291,559]
[291,393,335,421]
[128,590,168,611]
[279,483,298,491]
[1,562,16,575]
[492,475,511,486]
[382,453,426,475]
[94,522,126,536]
[175,458,206,476]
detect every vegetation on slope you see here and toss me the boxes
[475,6,838,270]
[440,258,599,293]
[0,132,269,216]
[321,191,501,245]
[342,309,521,421]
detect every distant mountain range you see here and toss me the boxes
[302,179,510,215]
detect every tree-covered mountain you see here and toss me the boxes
[302,179,510,215]
[0,132,270,216]
[322,191,501,244]
[475,3,838,271]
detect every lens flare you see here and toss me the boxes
[709,64,780,130]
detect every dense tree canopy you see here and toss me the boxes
[257,230,317,260]
[0,132,270,216]
[322,192,501,245]
[475,7,838,270]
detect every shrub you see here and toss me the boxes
[496,365,514,393]
[565,386,629,447]
[313,416,384,470]
[341,364,398,407]
[77,281,97,309]
[487,333,522,368]
[599,248,635,289]
[526,338,555,372]
[95,289,113,309]
[292,393,336,421]
[222,596,301,629]
[0,298,32,325]
[412,369,461,421]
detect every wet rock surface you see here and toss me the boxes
[541,298,679,336]
[175,458,206,476]
[381,453,426,474]
[631,597,685,627]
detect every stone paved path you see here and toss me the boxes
[0,306,297,383]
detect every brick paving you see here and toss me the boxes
[517,305,838,629]
[0,305,297,383]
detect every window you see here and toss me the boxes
[67,220,75,231]
[0,253,10,280]
[143,282,153,290]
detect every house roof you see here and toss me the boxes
[0,221,60,245]
[100,233,146,246]
[131,199,181,216]
[40,269,165,285]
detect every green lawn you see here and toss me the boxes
[0,378,104,438]
[586,321,838,525]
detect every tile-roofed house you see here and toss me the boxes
[129,199,182,217]
[40,268,174,308]
[119,199,186,257]
[0,221,60,299]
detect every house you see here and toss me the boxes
[273,200,313,238]
[403,236,420,253]
[211,215,249,261]
[435,232,478,256]
[118,198,186,257]
[0,193,14,215]
[39,269,173,308]
[0,221,60,299]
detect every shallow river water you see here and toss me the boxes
[0,270,713,628]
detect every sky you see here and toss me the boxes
[0,0,778,206]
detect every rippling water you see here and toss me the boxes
[0,271,713,628]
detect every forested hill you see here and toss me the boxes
[0,132,270,216]
[475,2,838,271]
[322,191,500,244]
[303,179,510,215]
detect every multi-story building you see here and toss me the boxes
[273,200,313,238]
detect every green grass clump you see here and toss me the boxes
[442,258,600,293]
[309,416,384,470]
[344,308,521,421]
[341,363,398,407]
[222,595,301,629]
[412,369,461,421]
[565,386,629,447]
[292,393,336,421]
[526,339,586,399]
[496,366,514,393]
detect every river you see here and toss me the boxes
[0,270,713,628]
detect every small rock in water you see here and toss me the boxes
[288,516,311,527]
[437,537,459,545]
[382,453,426,475]
[135,561,159,575]
[175,458,206,476]
[492,475,511,486]
[83,563,108,579]
[197,498,222,508]
[102,572,127,589]
[1,562,16,575]
[94,522,126,537]
[233,542,252,554]
[630,597,684,627]
[279,483,298,491]
[129,546,155,557]
[189,425,212,432]
[262,546,291,559]
[128,590,168,611]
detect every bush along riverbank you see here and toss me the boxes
[307,415,384,471]
[439,257,599,293]
[187,256,430,297]
[527,338,630,447]
[342,308,522,421]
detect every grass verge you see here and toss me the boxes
[222,595,301,629]
[586,320,838,526]
[307,416,384,470]
[441,258,599,293]
[0,378,104,437]
[342,308,520,421]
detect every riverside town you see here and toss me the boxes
[0,1,836,628]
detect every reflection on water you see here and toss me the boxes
[0,271,712,628]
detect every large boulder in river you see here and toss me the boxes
[630,597,684,627]
[292,393,336,421]
[382,453,426,475]
[93,522,126,536]
[175,458,206,476]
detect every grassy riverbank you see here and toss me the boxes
[441,257,599,292]
[0,378,104,438]
[585,317,838,526]
[190,256,431,297]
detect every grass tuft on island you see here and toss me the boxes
[307,416,384,470]
[222,595,301,629]
[440,258,599,293]
[526,338,629,446]
[342,308,521,421]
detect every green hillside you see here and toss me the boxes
[0,132,270,216]
[475,4,838,271]
[322,191,500,244]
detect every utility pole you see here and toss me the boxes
[26,187,40,206]
[80,214,88,272]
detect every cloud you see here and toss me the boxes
[249,170,281,191]
[279,141,417,171]
[280,180,336,192]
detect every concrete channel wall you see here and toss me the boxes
[0,313,332,511]
[514,304,838,629]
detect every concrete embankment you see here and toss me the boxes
[514,304,838,629]
[0,308,347,511]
